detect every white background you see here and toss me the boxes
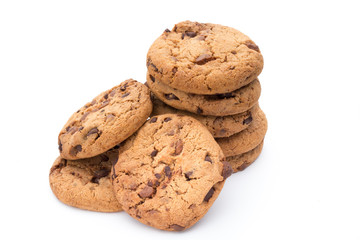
[1,0,359,239]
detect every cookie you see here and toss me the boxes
[151,96,256,138]
[112,114,232,231]
[49,148,122,212]
[217,107,267,157]
[58,79,152,160]
[147,21,263,95]
[226,141,264,173]
[147,72,261,116]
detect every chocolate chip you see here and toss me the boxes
[66,126,70,132]
[109,89,117,97]
[170,224,185,231]
[204,187,215,202]
[58,140,62,152]
[243,115,253,125]
[150,63,159,72]
[195,54,213,65]
[147,180,153,187]
[87,127,99,136]
[196,107,203,114]
[164,93,179,100]
[80,112,90,121]
[185,31,196,37]
[121,92,130,98]
[104,93,108,99]
[216,92,235,99]
[99,100,109,109]
[164,117,172,122]
[70,145,82,156]
[155,173,161,179]
[231,50,237,54]
[139,186,154,198]
[174,139,183,155]
[181,33,185,39]
[150,149,158,157]
[149,75,155,82]
[184,171,193,181]
[164,28,171,33]
[120,83,128,91]
[79,126,84,131]
[172,67,178,73]
[205,155,212,163]
[91,168,110,184]
[244,41,260,52]
[154,180,160,187]
[164,166,172,178]
[149,117,157,123]
[222,161,233,179]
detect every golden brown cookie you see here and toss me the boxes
[49,148,122,212]
[147,21,263,94]
[112,114,232,231]
[151,96,256,138]
[58,79,152,160]
[147,72,261,116]
[217,107,267,157]
[226,141,264,173]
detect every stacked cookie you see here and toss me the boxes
[147,21,267,172]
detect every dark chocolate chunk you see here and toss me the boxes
[87,127,99,136]
[205,154,212,163]
[149,117,158,123]
[204,187,215,202]
[164,117,172,122]
[196,107,203,114]
[147,180,153,187]
[185,31,196,37]
[58,140,62,152]
[195,54,213,65]
[243,115,253,125]
[79,126,84,131]
[174,139,183,155]
[164,93,179,100]
[164,28,171,32]
[170,224,185,231]
[172,67,178,73]
[221,161,233,179]
[104,93,108,99]
[184,171,193,181]
[244,41,260,52]
[91,168,110,184]
[150,63,159,72]
[139,186,154,198]
[80,112,90,121]
[99,100,109,109]
[164,166,172,178]
[231,50,237,54]
[120,83,128,91]
[149,75,155,82]
[155,173,161,179]
[66,126,70,132]
[121,92,130,98]
[70,145,82,156]
[150,149,158,158]
[181,32,185,39]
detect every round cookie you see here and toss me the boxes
[49,148,122,212]
[226,141,264,173]
[147,21,263,95]
[58,79,152,160]
[112,114,232,231]
[147,72,261,116]
[216,107,267,157]
[151,96,256,138]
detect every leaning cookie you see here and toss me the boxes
[147,72,261,116]
[58,79,152,160]
[147,21,263,94]
[151,96,256,138]
[49,148,122,212]
[112,114,232,231]
[226,141,264,173]
[216,107,267,157]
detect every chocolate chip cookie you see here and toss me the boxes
[112,114,232,231]
[49,148,122,212]
[147,72,261,116]
[226,141,264,173]
[151,96,256,138]
[216,107,267,157]
[58,79,152,160]
[147,21,263,95]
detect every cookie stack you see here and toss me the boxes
[147,21,268,172]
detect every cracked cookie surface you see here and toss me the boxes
[216,107,267,157]
[58,79,152,160]
[112,114,232,231]
[49,148,122,212]
[147,72,261,116]
[151,96,256,138]
[226,141,264,173]
[147,21,263,94]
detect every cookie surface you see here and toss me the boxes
[226,141,264,173]
[147,72,261,116]
[147,21,263,94]
[49,148,122,212]
[58,79,152,160]
[112,114,232,231]
[151,96,256,138]
[217,107,267,157]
